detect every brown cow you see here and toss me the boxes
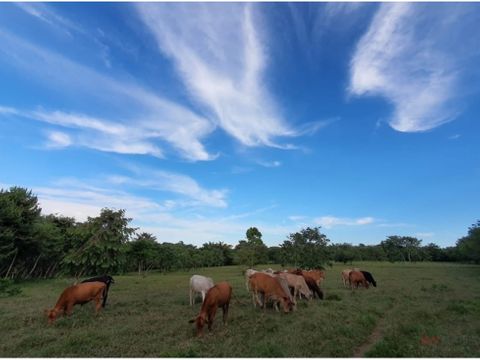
[302,274,324,299]
[189,281,232,337]
[303,269,326,286]
[45,281,106,324]
[248,273,294,313]
[349,270,369,289]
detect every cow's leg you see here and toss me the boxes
[292,286,296,300]
[222,302,229,324]
[65,303,74,316]
[273,299,279,312]
[94,296,102,314]
[256,292,264,308]
[208,306,218,331]
[201,291,206,303]
[190,288,194,306]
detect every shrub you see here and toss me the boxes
[0,279,22,297]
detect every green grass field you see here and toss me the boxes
[1,262,480,357]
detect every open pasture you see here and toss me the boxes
[1,261,480,357]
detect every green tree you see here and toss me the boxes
[127,232,159,275]
[234,227,268,267]
[0,187,42,279]
[381,235,422,262]
[332,243,356,264]
[63,208,136,276]
[267,246,283,264]
[280,227,330,268]
[456,220,480,264]
[199,242,233,267]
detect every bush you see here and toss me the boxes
[0,279,22,297]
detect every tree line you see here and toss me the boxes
[1,186,479,280]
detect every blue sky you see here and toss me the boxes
[1,3,479,248]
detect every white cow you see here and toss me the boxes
[189,275,214,306]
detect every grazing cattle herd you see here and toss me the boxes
[45,267,377,336]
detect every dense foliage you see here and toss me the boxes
[0,186,478,280]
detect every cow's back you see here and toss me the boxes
[204,282,232,307]
[349,271,365,283]
[71,282,106,303]
[190,275,214,290]
[250,273,285,297]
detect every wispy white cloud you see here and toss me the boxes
[0,106,165,158]
[0,29,215,161]
[314,215,375,229]
[288,215,306,222]
[257,160,282,168]
[136,3,296,149]
[415,232,434,238]
[32,170,228,221]
[45,131,72,148]
[349,3,478,132]
[15,3,85,37]
[106,167,228,209]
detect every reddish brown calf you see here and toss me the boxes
[45,281,106,324]
[189,281,232,336]
[349,270,369,289]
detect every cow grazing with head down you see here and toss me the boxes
[190,275,214,306]
[361,271,377,287]
[248,273,295,313]
[45,281,106,324]
[274,275,296,308]
[277,272,312,301]
[189,281,232,337]
[292,269,324,299]
[81,275,114,307]
[349,270,369,289]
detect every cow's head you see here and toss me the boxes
[280,297,295,313]
[45,308,59,324]
[189,313,207,336]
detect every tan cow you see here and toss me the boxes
[277,272,312,301]
[341,269,352,288]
